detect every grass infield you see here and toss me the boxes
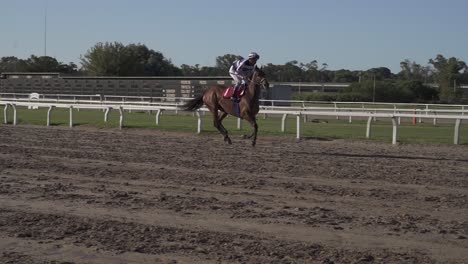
[3,106,467,145]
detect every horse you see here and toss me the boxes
[183,69,269,146]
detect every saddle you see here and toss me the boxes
[222,84,246,99]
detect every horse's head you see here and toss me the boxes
[252,69,269,90]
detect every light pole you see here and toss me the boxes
[372,73,376,103]
[298,79,301,95]
[44,0,48,56]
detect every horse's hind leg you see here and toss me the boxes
[218,112,228,123]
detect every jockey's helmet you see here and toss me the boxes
[248,52,260,60]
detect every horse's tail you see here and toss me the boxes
[183,94,204,111]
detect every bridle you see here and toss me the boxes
[259,77,269,89]
[251,71,269,89]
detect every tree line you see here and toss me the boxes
[1,42,467,103]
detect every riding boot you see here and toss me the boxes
[231,84,239,100]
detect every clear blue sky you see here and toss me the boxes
[1,0,467,73]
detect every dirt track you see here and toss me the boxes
[0,125,467,264]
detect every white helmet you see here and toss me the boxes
[248,52,260,60]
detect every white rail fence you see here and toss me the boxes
[3,95,468,124]
[2,92,467,111]
[1,100,467,145]
[7,94,468,131]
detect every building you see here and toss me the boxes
[2,72,466,102]
[0,72,294,103]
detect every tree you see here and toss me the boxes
[126,44,182,76]
[264,61,306,82]
[396,80,438,102]
[339,80,420,103]
[80,42,131,76]
[333,69,358,83]
[80,42,181,76]
[144,49,182,76]
[279,61,305,82]
[57,62,78,75]
[397,59,432,82]
[0,56,78,74]
[429,54,467,103]
[459,68,468,84]
[301,60,330,82]
[24,55,63,72]
[339,81,373,101]
[180,64,201,76]
[364,67,393,81]
[300,60,318,71]
[0,56,28,72]
[215,54,242,72]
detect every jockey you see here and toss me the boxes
[229,52,260,100]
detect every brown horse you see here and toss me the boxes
[183,70,269,146]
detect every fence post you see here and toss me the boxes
[237,118,242,130]
[10,104,17,125]
[155,109,162,125]
[104,107,111,122]
[366,116,373,138]
[47,105,54,126]
[281,114,288,133]
[391,117,398,145]
[3,104,8,124]
[69,105,73,128]
[296,113,301,139]
[196,110,202,134]
[454,119,462,145]
[119,106,124,129]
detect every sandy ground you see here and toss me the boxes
[0,125,467,264]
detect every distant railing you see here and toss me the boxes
[2,92,467,110]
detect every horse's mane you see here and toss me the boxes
[255,68,266,78]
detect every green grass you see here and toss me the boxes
[3,106,468,145]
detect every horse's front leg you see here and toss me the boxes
[212,111,231,144]
[244,115,258,147]
[242,130,255,139]
[214,119,231,144]
[251,121,258,146]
